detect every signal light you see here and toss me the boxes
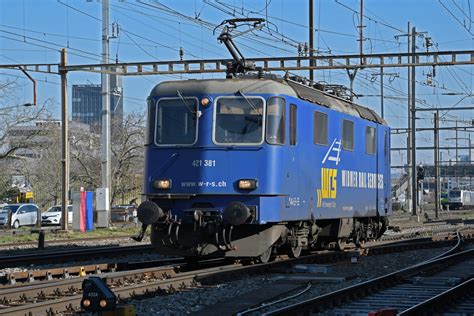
[417,165,425,181]
[154,179,171,190]
[238,179,258,190]
[81,277,116,312]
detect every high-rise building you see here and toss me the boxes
[72,84,101,126]
[72,73,123,130]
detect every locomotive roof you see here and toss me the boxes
[149,78,386,125]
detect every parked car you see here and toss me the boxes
[41,205,73,225]
[111,205,137,222]
[0,203,39,228]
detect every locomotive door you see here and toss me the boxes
[383,129,390,214]
[376,125,379,215]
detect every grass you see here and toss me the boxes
[0,225,139,245]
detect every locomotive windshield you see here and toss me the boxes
[214,96,264,145]
[155,97,198,145]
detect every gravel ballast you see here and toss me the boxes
[129,246,456,315]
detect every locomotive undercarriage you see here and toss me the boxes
[136,200,388,261]
[150,221,286,258]
[316,216,389,250]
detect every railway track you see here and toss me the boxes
[264,229,473,315]
[1,228,468,286]
[0,244,155,268]
[0,234,136,249]
[0,257,185,286]
[0,231,470,316]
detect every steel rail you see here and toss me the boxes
[0,257,186,286]
[0,234,136,249]
[1,230,466,287]
[0,233,467,316]
[264,229,470,315]
[399,278,474,315]
[0,244,155,268]
[0,264,235,315]
[0,265,179,307]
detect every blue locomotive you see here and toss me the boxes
[135,75,391,261]
[135,19,391,262]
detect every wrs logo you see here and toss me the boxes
[317,139,341,208]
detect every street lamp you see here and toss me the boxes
[0,103,34,116]
[0,103,34,113]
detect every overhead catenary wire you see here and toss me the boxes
[2,1,472,127]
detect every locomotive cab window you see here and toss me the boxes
[290,104,297,145]
[266,97,285,145]
[314,111,328,145]
[366,126,376,155]
[155,97,198,145]
[214,96,264,145]
[342,119,354,151]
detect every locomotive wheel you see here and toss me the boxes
[258,246,273,264]
[286,243,302,258]
[337,238,347,251]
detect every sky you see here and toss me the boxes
[0,0,473,168]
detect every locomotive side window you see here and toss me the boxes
[155,97,198,145]
[214,97,264,145]
[145,99,155,145]
[314,111,328,145]
[266,97,286,145]
[366,126,376,155]
[290,104,297,145]
[342,119,354,151]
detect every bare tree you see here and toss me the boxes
[0,79,52,203]
[68,111,145,206]
[0,79,51,160]
[110,111,145,205]
[19,121,62,208]
[69,124,101,191]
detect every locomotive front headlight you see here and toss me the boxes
[154,179,172,190]
[238,179,257,190]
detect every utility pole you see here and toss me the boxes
[309,0,314,81]
[60,48,69,231]
[347,0,364,102]
[380,67,384,118]
[100,0,111,227]
[469,133,472,163]
[359,0,364,65]
[370,70,397,119]
[411,26,417,216]
[455,120,459,164]
[434,111,439,219]
[400,22,413,214]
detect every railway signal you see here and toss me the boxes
[417,165,425,181]
[81,277,116,312]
